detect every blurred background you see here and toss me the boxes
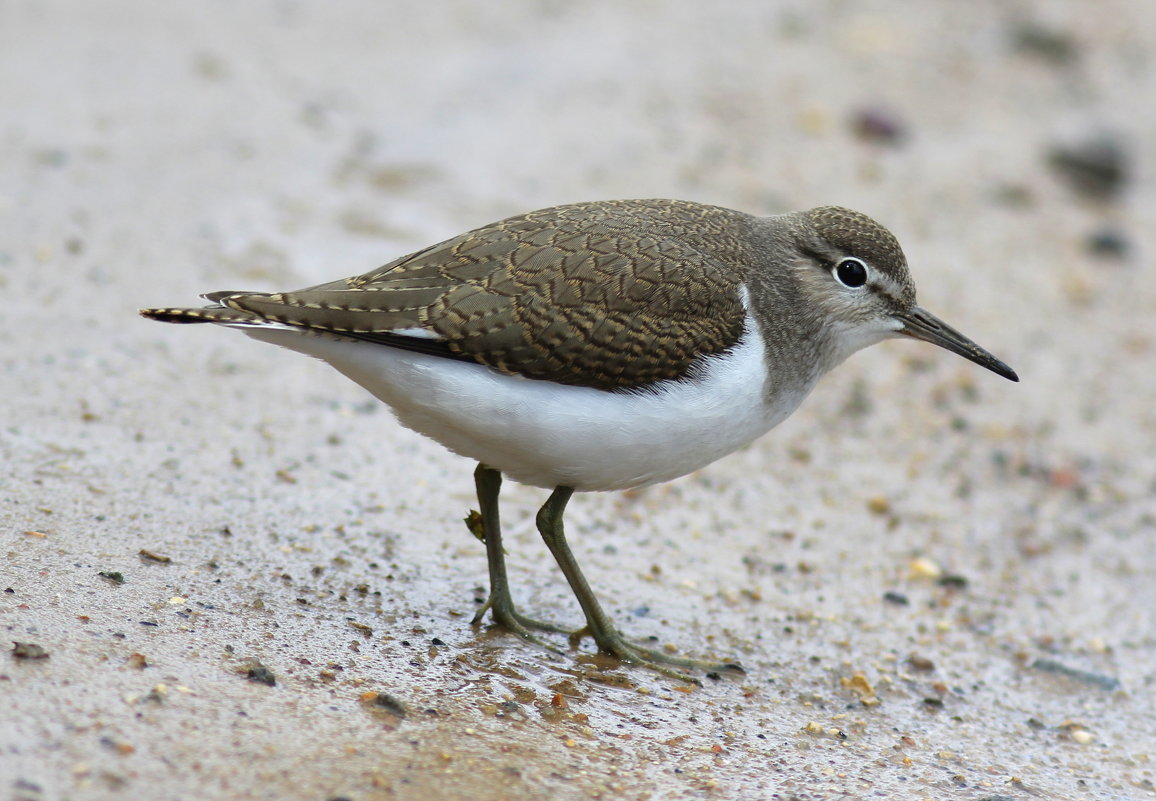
[3,2,1154,800]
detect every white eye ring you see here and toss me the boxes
[833,257,869,288]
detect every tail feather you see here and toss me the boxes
[139,305,267,326]
[142,296,471,363]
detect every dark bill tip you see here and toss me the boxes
[897,307,1019,382]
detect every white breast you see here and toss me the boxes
[242,312,815,492]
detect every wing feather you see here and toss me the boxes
[143,200,755,390]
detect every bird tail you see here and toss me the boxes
[139,307,264,326]
[140,292,277,327]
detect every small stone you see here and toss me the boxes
[349,621,373,637]
[908,557,942,579]
[1086,227,1129,259]
[907,654,935,672]
[363,691,407,718]
[1048,134,1129,200]
[937,574,968,589]
[850,106,907,146]
[245,662,276,686]
[841,671,877,705]
[12,642,49,659]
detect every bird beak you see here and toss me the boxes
[896,306,1019,382]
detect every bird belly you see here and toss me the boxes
[242,322,811,492]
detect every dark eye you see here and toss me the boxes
[833,258,868,288]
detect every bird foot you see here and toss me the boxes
[471,594,574,654]
[570,625,745,685]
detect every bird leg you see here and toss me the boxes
[534,486,744,683]
[469,464,570,645]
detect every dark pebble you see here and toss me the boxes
[1086,227,1129,259]
[1048,135,1130,199]
[883,591,910,605]
[850,106,907,145]
[370,692,407,718]
[246,664,277,686]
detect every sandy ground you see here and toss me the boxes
[3,2,1155,799]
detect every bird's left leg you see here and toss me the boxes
[469,464,571,645]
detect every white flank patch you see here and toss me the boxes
[241,313,812,492]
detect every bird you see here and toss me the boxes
[141,198,1017,681]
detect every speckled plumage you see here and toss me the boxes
[149,200,768,389]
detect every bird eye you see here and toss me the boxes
[833,258,868,288]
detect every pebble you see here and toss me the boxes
[850,107,907,145]
[1048,134,1129,200]
[1086,227,1129,259]
[908,557,942,580]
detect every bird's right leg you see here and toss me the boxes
[534,485,744,684]
[469,463,570,645]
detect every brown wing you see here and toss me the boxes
[154,200,754,390]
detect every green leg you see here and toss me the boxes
[535,486,744,684]
[469,464,570,644]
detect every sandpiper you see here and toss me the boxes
[142,199,1017,681]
